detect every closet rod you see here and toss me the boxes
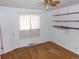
[53,12,79,16]
[52,25,79,30]
[53,20,79,22]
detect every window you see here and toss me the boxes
[20,14,30,30]
[19,14,40,39]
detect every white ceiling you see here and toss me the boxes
[0,0,79,10]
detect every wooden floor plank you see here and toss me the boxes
[1,41,79,59]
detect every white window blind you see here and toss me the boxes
[19,14,40,39]
[20,14,40,30]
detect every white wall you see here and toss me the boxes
[46,4,79,54]
[17,8,51,47]
[0,6,50,54]
[0,4,79,55]
[0,7,19,54]
[0,27,3,55]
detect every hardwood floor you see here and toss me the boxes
[0,56,1,59]
[1,41,79,59]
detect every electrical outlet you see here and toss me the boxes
[29,43,36,46]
